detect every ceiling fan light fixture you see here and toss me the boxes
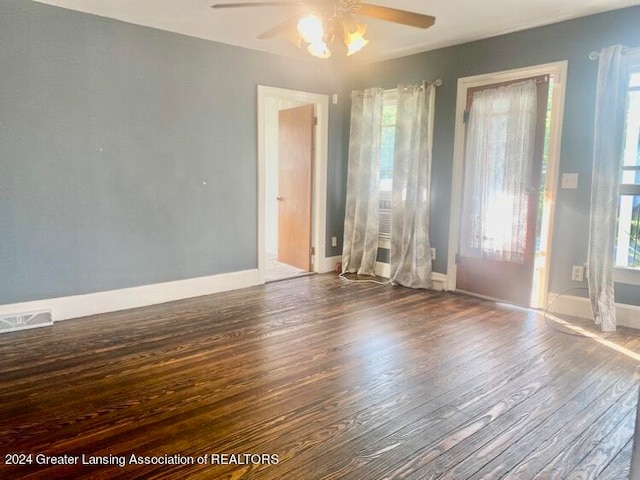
[214,2,436,60]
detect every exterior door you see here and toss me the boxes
[456,76,549,306]
[277,104,314,271]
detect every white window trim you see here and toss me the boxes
[378,89,398,249]
[614,267,640,285]
[613,60,640,286]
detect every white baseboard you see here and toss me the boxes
[0,269,261,323]
[319,255,342,274]
[375,261,391,278]
[548,293,640,329]
[0,264,449,326]
[431,273,448,291]
[374,262,447,291]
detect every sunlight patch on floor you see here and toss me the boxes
[545,312,640,362]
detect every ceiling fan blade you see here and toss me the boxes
[211,2,307,8]
[257,16,300,39]
[356,4,435,29]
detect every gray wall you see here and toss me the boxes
[3,0,639,308]
[0,0,347,304]
[345,6,640,305]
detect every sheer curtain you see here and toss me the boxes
[459,80,537,264]
[390,83,436,288]
[342,88,383,275]
[588,45,630,332]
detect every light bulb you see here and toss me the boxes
[307,41,331,58]
[345,23,368,56]
[297,14,324,44]
[346,35,368,56]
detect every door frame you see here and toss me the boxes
[446,61,568,308]
[257,85,330,284]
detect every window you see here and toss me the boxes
[615,69,640,270]
[379,90,397,243]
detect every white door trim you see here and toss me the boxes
[446,61,568,308]
[257,86,330,284]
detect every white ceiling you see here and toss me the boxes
[34,0,640,63]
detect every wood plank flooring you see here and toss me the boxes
[0,273,639,479]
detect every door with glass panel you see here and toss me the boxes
[456,76,550,306]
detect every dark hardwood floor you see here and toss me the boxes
[0,273,639,479]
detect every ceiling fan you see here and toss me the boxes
[211,1,435,59]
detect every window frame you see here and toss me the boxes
[614,61,640,286]
[378,89,398,248]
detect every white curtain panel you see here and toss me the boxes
[342,88,384,275]
[390,83,436,288]
[588,45,630,332]
[460,80,537,264]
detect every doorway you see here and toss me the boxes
[257,86,330,284]
[277,104,314,274]
[447,62,568,308]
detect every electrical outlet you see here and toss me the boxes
[431,247,436,261]
[561,173,579,189]
[331,236,337,247]
[571,265,584,282]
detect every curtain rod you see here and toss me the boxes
[417,79,442,89]
[589,46,634,60]
[353,79,443,96]
[417,79,443,87]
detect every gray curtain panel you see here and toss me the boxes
[390,83,435,289]
[588,45,630,332]
[342,88,384,275]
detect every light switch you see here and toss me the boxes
[561,173,578,189]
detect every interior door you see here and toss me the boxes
[456,76,549,306]
[277,104,314,271]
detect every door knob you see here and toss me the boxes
[276,196,284,201]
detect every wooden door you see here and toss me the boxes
[456,76,549,306]
[277,104,314,271]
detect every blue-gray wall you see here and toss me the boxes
[345,6,640,305]
[3,0,639,307]
[0,0,347,304]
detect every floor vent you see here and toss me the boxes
[0,310,52,334]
